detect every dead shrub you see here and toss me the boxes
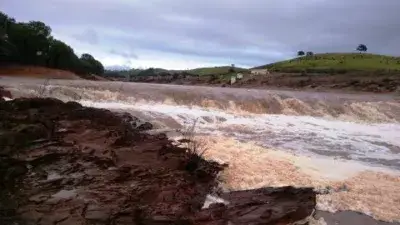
[179,118,209,172]
[37,79,50,97]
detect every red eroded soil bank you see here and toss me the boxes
[0,65,82,80]
[0,96,316,224]
[0,65,111,81]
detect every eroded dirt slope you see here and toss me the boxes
[0,66,82,80]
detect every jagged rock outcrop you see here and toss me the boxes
[0,86,12,100]
[0,98,316,225]
[193,187,316,225]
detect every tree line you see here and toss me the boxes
[297,44,368,57]
[0,11,104,75]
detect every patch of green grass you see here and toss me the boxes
[254,53,400,72]
[187,66,248,76]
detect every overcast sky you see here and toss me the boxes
[2,0,400,69]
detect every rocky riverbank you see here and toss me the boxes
[0,96,317,224]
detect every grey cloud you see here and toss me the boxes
[106,65,131,71]
[108,49,138,60]
[74,28,98,44]
[2,0,400,67]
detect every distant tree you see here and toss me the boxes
[0,10,104,76]
[79,53,104,75]
[297,51,305,56]
[306,51,314,56]
[27,21,52,37]
[356,44,367,53]
[46,39,77,70]
[229,64,235,73]
[81,53,95,61]
[138,68,156,77]
[0,11,15,36]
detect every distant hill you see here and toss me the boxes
[105,65,131,71]
[254,53,400,73]
[102,66,249,81]
[187,66,249,76]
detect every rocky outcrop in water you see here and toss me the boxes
[193,187,316,224]
[0,86,12,100]
[0,97,316,225]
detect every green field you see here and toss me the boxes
[254,53,400,72]
[187,66,248,76]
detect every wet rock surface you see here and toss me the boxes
[193,187,316,225]
[0,97,316,225]
[0,86,12,100]
[315,211,400,225]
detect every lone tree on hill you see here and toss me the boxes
[306,51,314,56]
[297,51,305,56]
[229,64,235,73]
[356,44,367,53]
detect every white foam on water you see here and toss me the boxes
[79,100,400,166]
[202,195,229,209]
[200,136,400,222]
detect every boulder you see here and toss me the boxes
[0,86,12,99]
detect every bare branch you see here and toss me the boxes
[180,118,208,157]
[37,78,50,97]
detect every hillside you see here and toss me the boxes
[1,11,104,78]
[104,66,249,82]
[128,53,400,93]
[187,66,248,76]
[254,53,400,73]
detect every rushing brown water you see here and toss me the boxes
[1,76,400,222]
[3,76,400,167]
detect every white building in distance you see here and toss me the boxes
[250,69,270,75]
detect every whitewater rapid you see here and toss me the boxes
[2,76,400,169]
[2,76,400,221]
[79,100,400,170]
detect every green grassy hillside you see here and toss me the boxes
[254,53,400,72]
[187,66,248,76]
